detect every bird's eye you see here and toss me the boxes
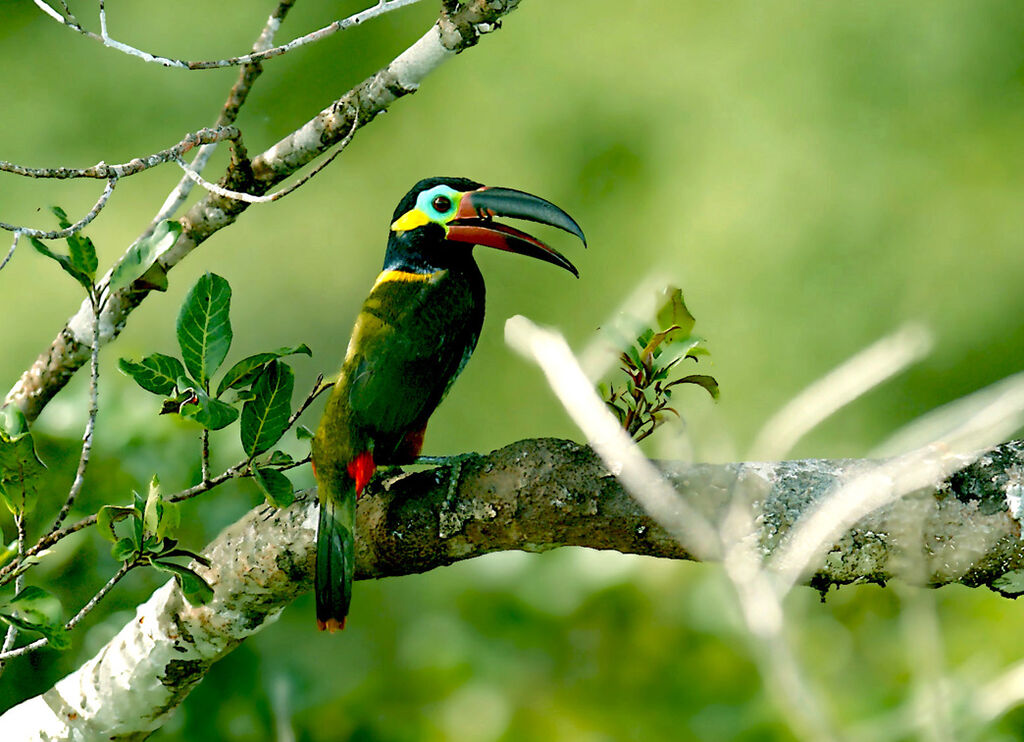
[432,195,452,213]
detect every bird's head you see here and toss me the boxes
[386,176,586,276]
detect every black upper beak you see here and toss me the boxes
[444,186,586,277]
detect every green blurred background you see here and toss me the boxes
[3,1,1024,739]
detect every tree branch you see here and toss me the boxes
[3,436,1024,739]
[5,0,522,423]
[36,0,424,70]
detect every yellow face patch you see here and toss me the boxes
[390,208,431,233]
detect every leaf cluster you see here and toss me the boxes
[118,272,311,507]
[601,287,719,443]
[97,477,213,605]
[28,207,178,301]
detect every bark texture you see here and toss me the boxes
[3,437,1024,740]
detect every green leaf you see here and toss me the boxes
[0,404,30,441]
[649,336,705,367]
[0,585,69,650]
[97,504,139,543]
[0,540,17,569]
[655,287,696,338]
[111,537,138,561]
[109,220,181,293]
[0,405,46,515]
[216,353,277,397]
[625,343,642,368]
[118,353,186,396]
[176,272,233,386]
[179,387,239,431]
[266,450,294,467]
[252,466,295,508]
[240,361,294,458]
[45,204,97,282]
[49,205,71,228]
[29,236,93,292]
[132,489,146,545]
[295,425,314,441]
[143,476,179,541]
[216,344,310,398]
[674,374,721,400]
[65,232,97,282]
[151,560,214,605]
[1,585,58,617]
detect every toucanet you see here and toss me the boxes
[311,176,586,631]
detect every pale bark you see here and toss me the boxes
[3,437,1024,740]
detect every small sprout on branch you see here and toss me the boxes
[97,478,212,605]
[600,287,719,443]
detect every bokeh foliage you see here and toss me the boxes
[2,1,1024,740]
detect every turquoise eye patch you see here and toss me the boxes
[415,185,461,222]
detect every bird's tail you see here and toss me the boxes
[315,486,355,632]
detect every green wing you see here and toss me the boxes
[345,272,482,447]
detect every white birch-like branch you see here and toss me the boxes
[3,434,1024,739]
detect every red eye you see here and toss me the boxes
[432,195,452,213]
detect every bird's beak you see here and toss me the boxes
[445,187,586,277]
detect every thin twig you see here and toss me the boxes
[0,515,27,676]
[2,518,26,644]
[0,178,117,240]
[150,0,297,227]
[0,127,238,180]
[47,294,101,535]
[288,374,326,430]
[37,0,422,70]
[8,0,519,426]
[201,430,211,484]
[0,561,133,662]
[0,231,20,273]
[170,113,357,204]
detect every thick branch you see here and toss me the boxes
[5,0,521,423]
[3,437,1024,739]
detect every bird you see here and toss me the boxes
[311,176,586,631]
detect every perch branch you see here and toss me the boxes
[3,436,1024,739]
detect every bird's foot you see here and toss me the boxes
[414,452,481,507]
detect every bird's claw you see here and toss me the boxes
[414,452,481,508]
